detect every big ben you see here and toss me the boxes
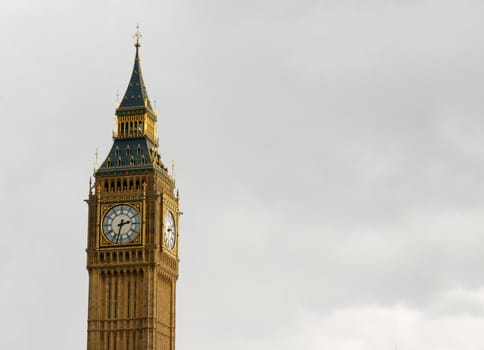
[85,28,180,350]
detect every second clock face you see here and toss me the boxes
[102,204,141,244]
[164,210,176,250]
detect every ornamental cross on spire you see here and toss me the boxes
[133,24,142,47]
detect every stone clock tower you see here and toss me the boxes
[85,31,180,350]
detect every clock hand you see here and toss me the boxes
[115,220,123,242]
[117,219,131,228]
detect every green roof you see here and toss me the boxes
[116,43,154,114]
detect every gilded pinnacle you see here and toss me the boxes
[133,24,142,48]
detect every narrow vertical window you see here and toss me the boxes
[107,279,111,318]
[134,280,137,317]
[114,280,118,318]
[127,280,131,318]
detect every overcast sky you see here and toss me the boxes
[2,1,484,349]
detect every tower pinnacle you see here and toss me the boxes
[116,26,154,115]
[133,24,142,49]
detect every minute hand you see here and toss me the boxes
[116,220,130,242]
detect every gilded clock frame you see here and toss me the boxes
[162,198,179,255]
[99,202,144,248]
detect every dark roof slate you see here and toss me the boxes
[95,138,164,176]
[117,45,154,112]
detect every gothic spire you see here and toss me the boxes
[116,25,154,114]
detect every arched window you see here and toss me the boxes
[115,147,119,157]
[126,146,131,156]
[141,156,146,165]
[130,156,135,166]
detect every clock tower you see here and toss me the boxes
[85,31,180,350]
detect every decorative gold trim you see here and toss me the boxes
[99,203,143,248]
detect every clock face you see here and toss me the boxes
[102,204,141,244]
[164,210,176,250]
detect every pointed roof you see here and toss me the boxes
[117,41,154,114]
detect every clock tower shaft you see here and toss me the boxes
[85,33,180,350]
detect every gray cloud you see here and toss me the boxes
[2,1,484,349]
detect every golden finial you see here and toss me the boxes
[171,160,176,180]
[133,24,142,47]
[93,148,99,173]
